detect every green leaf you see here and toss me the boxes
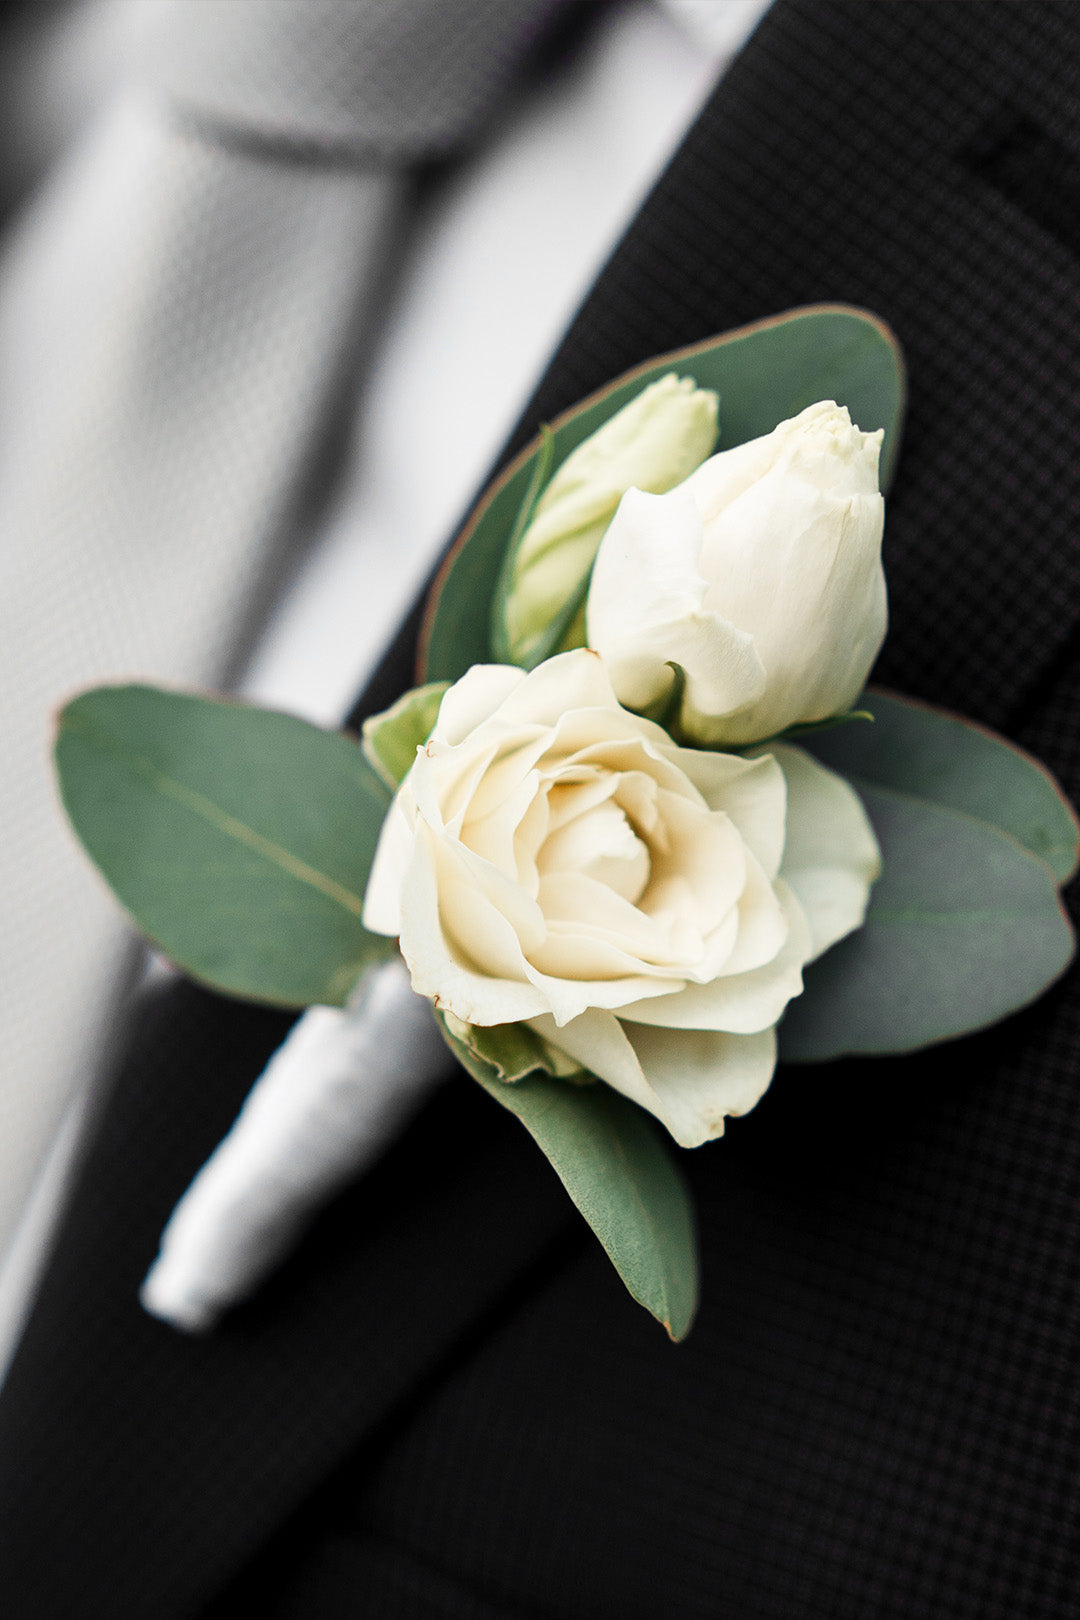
[803,688,1080,883]
[779,781,1076,1061]
[361,681,450,790]
[439,1016,698,1339]
[54,685,395,1008]
[490,424,556,665]
[759,708,875,746]
[421,304,905,681]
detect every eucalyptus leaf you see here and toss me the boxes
[804,688,1080,883]
[779,780,1076,1061]
[439,1016,698,1339]
[361,681,450,790]
[421,305,904,682]
[54,685,394,1008]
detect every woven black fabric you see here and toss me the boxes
[3,2,1080,1616]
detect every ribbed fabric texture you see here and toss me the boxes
[2,3,1080,1616]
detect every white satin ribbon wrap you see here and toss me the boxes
[140,960,452,1332]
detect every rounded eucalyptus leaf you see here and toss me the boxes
[779,781,1076,1061]
[54,685,394,1008]
[804,688,1080,883]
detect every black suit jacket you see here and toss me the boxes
[3,4,1080,1615]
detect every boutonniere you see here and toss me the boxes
[55,307,1078,1340]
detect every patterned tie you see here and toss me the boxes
[0,0,565,1258]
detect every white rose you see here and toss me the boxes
[363,650,879,1148]
[586,401,887,746]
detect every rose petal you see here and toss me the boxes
[671,747,787,879]
[769,742,881,958]
[623,1021,777,1147]
[399,829,551,1025]
[626,879,810,1032]
[434,663,526,745]
[529,1010,777,1149]
[587,485,767,717]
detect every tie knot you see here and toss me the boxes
[142,0,566,162]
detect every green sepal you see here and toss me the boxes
[755,708,875,748]
[439,1011,588,1084]
[639,662,689,732]
[438,1014,699,1340]
[54,684,395,1008]
[361,681,451,790]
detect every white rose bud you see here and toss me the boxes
[586,401,887,746]
[502,374,718,666]
[363,650,880,1149]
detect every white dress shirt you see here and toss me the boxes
[0,0,770,1373]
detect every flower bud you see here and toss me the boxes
[586,401,886,745]
[502,374,718,666]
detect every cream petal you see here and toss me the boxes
[527,1008,666,1119]
[528,1011,777,1149]
[714,847,789,976]
[496,648,619,728]
[615,610,766,721]
[559,733,701,803]
[647,790,747,927]
[622,1022,778,1147]
[627,879,811,1032]
[398,830,550,1026]
[434,663,526,745]
[436,834,547,963]
[587,484,767,719]
[458,727,551,823]
[536,872,700,970]
[679,409,833,517]
[511,787,551,895]
[770,743,881,959]
[543,772,620,833]
[668,747,787,879]
[361,794,415,936]
[461,768,543,877]
[538,799,649,900]
[520,953,687,1027]
[413,732,502,837]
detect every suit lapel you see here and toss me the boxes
[0,982,582,1616]
[4,2,1080,1614]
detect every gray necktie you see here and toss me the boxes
[0,0,563,1259]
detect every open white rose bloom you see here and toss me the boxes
[586,401,887,745]
[364,650,880,1148]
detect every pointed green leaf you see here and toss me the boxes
[779,781,1076,1061]
[361,681,450,790]
[804,687,1080,883]
[439,1016,698,1339]
[421,305,904,681]
[54,685,395,1008]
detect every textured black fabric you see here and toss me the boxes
[4,2,1080,1616]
